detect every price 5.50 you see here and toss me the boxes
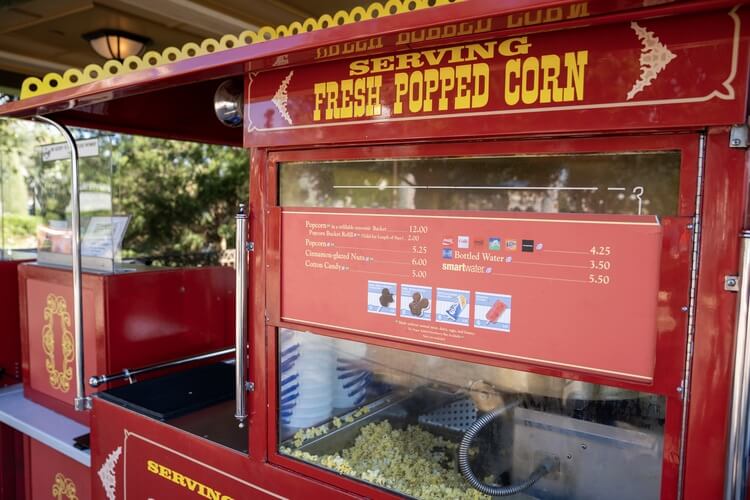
[588,274,610,285]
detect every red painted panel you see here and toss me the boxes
[22,271,103,424]
[0,260,25,386]
[246,7,748,147]
[105,267,235,372]
[263,135,697,498]
[19,264,234,424]
[90,398,361,500]
[266,135,696,397]
[24,437,90,500]
[279,209,666,382]
[0,424,23,500]
[682,129,749,499]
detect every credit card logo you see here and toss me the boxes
[488,237,501,251]
[505,240,517,251]
[442,248,454,259]
[522,240,534,252]
[457,236,470,249]
[442,238,454,246]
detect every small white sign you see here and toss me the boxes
[81,216,130,259]
[40,138,99,162]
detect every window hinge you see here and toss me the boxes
[730,124,748,148]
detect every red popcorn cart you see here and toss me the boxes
[1,1,750,499]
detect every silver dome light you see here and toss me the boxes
[214,79,243,128]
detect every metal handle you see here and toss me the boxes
[235,204,249,427]
[88,347,234,387]
[725,230,750,500]
[33,116,91,412]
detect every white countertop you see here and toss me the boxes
[0,384,90,466]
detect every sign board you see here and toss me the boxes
[40,138,99,162]
[280,209,663,382]
[247,8,746,146]
[81,216,130,260]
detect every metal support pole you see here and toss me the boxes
[725,231,750,500]
[34,115,91,411]
[235,203,248,427]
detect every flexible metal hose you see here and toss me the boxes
[458,401,558,496]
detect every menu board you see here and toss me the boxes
[280,208,663,382]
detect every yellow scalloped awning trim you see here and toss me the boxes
[20,0,460,100]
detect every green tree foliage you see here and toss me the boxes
[0,118,54,248]
[1,119,248,261]
[111,134,248,262]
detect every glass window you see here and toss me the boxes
[1,119,248,269]
[279,153,680,216]
[278,328,664,500]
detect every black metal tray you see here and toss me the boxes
[98,362,234,421]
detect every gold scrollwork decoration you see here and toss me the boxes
[42,294,74,393]
[20,0,462,99]
[52,472,79,500]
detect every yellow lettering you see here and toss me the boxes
[353,78,366,117]
[471,63,489,108]
[498,37,530,57]
[507,13,523,28]
[569,2,590,19]
[505,59,521,105]
[521,57,540,104]
[438,66,455,111]
[394,72,408,114]
[395,52,424,71]
[423,47,451,67]
[186,477,199,492]
[465,41,497,61]
[326,81,339,120]
[544,7,563,22]
[349,59,370,76]
[171,471,188,487]
[540,55,561,103]
[447,45,466,64]
[454,64,472,110]
[457,22,474,36]
[563,51,588,101]
[146,460,232,499]
[426,26,442,40]
[371,56,393,74]
[408,71,424,113]
[366,76,382,116]
[524,10,543,26]
[313,82,326,121]
[423,69,439,112]
[476,18,492,33]
[340,79,353,119]
[158,465,171,480]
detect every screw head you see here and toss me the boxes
[733,139,741,145]
[681,306,689,312]
[728,278,738,287]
